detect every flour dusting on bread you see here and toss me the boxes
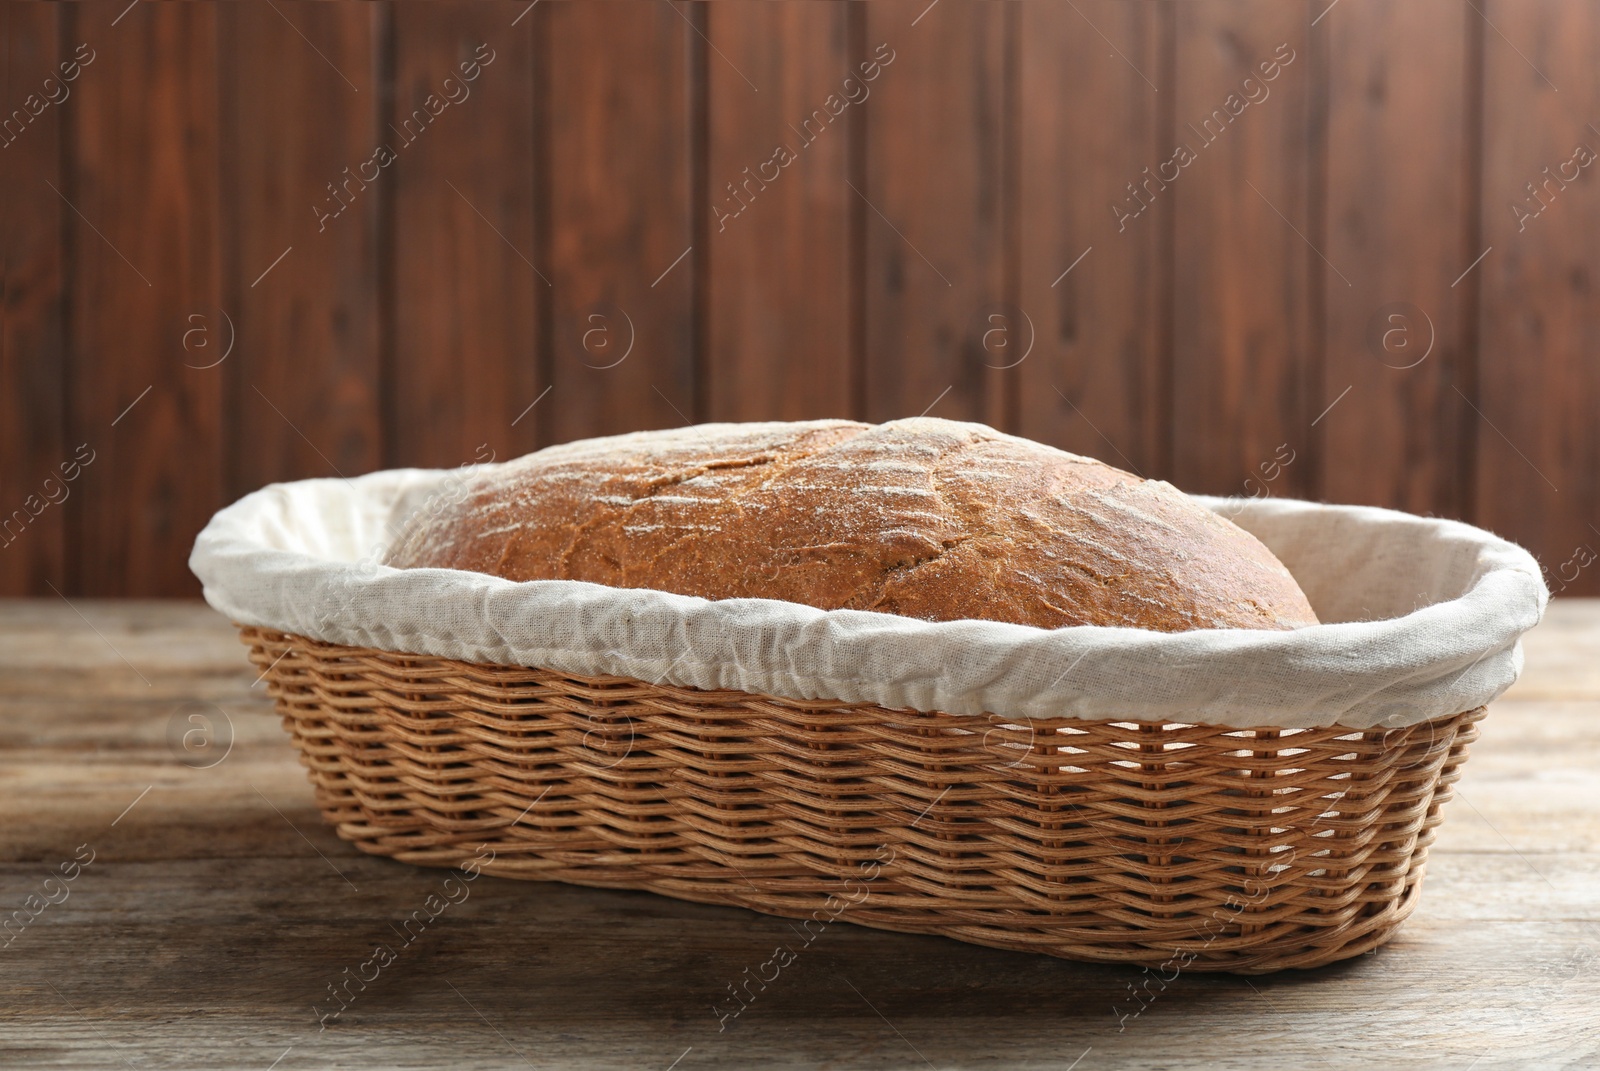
[384,418,1318,632]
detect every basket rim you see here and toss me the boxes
[191,465,1546,732]
[242,620,1492,735]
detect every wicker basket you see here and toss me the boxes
[240,624,1484,974]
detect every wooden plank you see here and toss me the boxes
[1171,2,1315,498]
[63,2,223,597]
[0,5,66,594]
[1476,0,1600,595]
[0,598,1597,1066]
[540,0,696,443]
[0,874,1595,1069]
[1320,0,1471,518]
[0,759,329,866]
[219,1,382,497]
[862,0,1010,428]
[1420,849,1600,920]
[1016,0,1168,476]
[10,810,1595,942]
[0,597,245,700]
[703,2,854,422]
[388,4,540,469]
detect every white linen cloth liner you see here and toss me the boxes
[189,467,1548,730]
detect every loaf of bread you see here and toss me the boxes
[384,418,1318,632]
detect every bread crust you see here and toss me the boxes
[383,418,1319,632]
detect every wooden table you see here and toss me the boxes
[2,599,1596,1070]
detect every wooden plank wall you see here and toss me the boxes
[0,0,1594,597]
[1477,0,1600,597]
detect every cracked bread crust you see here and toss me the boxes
[382,417,1320,633]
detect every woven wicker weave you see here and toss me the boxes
[240,625,1483,974]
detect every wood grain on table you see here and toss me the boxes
[1,599,1595,1070]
